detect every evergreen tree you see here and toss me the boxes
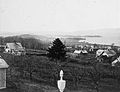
[48,38,66,61]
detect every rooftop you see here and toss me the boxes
[0,56,9,68]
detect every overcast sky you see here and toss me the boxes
[0,0,120,36]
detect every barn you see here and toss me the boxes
[0,56,9,89]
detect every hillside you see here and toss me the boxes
[19,34,53,43]
[0,36,48,50]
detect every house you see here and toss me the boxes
[5,42,25,55]
[89,46,94,53]
[103,49,116,57]
[112,56,120,66]
[96,49,116,63]
[81,50,88,55]
[96,49,116,58]
[0,56,9,89]
[74,50,88,55]
[74,50,81,54]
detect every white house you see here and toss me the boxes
[74,50,81,54]
[0,56,9,89]
[103,50,116,57]
[81,50,88,54]
[96,49,116,58]
[5,42,25,55]
[74,50,88,55]
[112,56,120,66]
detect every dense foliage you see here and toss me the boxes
[47,38,66,60]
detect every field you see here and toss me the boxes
[0,52,120,92]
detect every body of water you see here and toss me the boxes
[84,36,120,46]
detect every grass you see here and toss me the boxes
[0,88,18,92]
[0,52,120,92]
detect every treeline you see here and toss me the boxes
[0,36,49,50]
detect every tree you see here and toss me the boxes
[87,62,102,92]
[47,38,66,61]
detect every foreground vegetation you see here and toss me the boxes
[0,52,120,92]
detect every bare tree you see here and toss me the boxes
[70,67,86,89]
[87,62,102,92]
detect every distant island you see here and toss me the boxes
[82,35,102,38]
[58,35,102,38]
[66,37,86,40]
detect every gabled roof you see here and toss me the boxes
[0,56,9,68]
[112,56,120,66]
[96,49,116,57]
[74,50,81,54]
[81,50,88,53]
[74,50,88,54]
[104,50,116,57]
[6,42,24,51]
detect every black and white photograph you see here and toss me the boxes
[0,0,120,92]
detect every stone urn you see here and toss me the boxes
[57,70,66,92]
